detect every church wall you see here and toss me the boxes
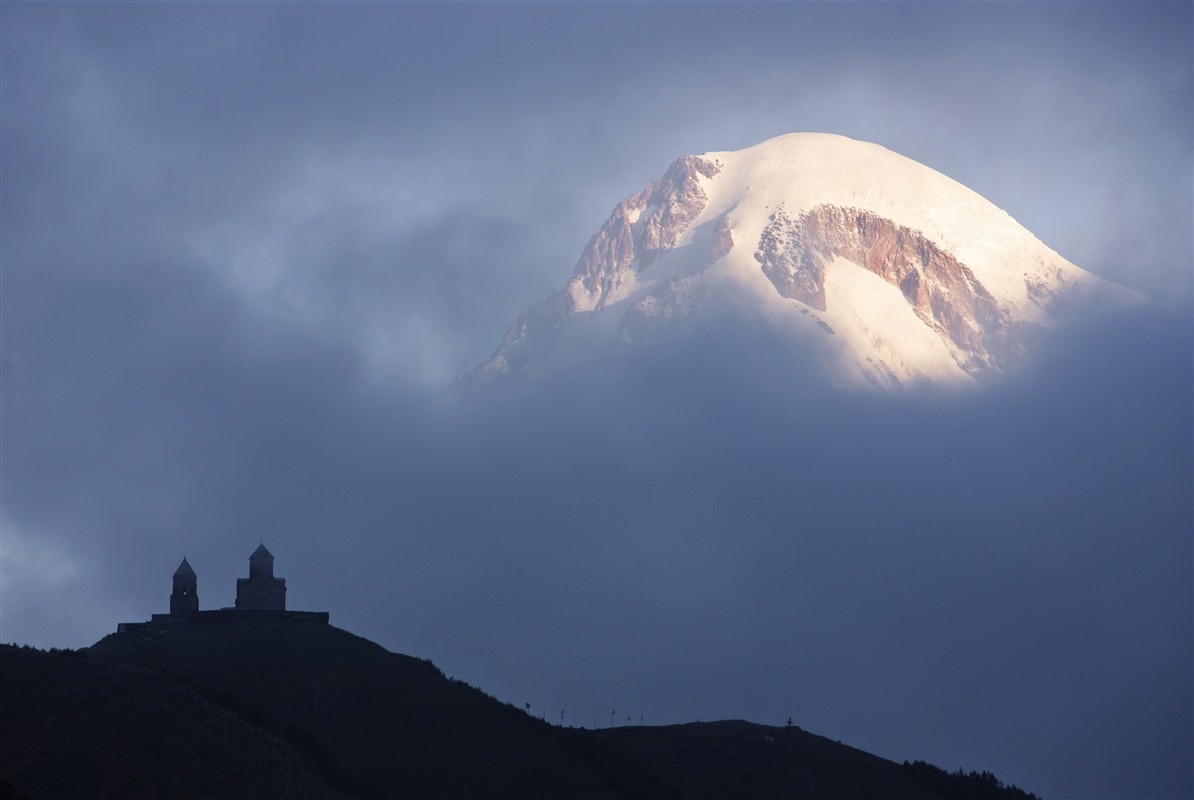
[235,576,287,610]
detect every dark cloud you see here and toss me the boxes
[10,269,1188,798]
[3,3,1190,799]
[394,310,1194,799]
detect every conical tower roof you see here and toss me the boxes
[173,557,196,577]
[250,543,274,560]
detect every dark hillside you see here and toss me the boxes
[86,617,613,799]
[0,644,333,799]
[0,619,1038,799]
[570,721,1037,800]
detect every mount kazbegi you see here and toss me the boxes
[464,133,1137,390]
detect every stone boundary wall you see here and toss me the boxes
[117,610,329,632]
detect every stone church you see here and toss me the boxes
[234,543,287,610]
[119,544,327,632]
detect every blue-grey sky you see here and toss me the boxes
[3,3,1191,798]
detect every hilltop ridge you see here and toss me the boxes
[1,618,1039,799]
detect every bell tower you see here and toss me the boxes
[170,557,199,615]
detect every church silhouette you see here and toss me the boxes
[118,545,327,632]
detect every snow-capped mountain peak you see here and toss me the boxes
[465,133,1136,391]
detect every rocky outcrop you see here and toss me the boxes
[565,155,720,313]
[466,156,721,385]
[710,215,735,262]
[754,208,828,311]
[756,205,1014,374]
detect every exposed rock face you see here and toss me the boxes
[566,155,721,313]
[710,215,735,262]
[754,208,828,312]
[756,205,1011,374]
[466,156,721,383]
